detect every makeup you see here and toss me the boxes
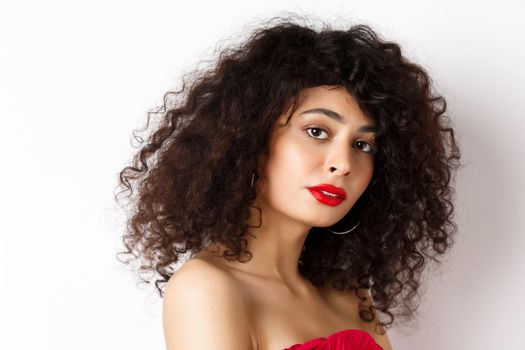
[307,184,347,206]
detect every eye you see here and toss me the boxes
[304,126,329,140]
[355,140,377,155]
[304,125,378,155]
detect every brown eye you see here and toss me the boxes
[305,127,329,140]
[355,140,377,154]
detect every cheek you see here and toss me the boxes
[356,162,374,192]
[263,136,314,192]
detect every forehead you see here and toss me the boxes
[290,85,374,125]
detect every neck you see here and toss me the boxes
[203,199,314,294]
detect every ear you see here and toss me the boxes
[256,152,268,178]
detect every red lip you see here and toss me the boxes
[307,184,347,207]
[307,184,347,200]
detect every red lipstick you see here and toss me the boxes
[307,184,347,206]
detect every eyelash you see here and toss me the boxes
[304,125,378,155]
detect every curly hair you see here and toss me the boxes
[115,15,461,330]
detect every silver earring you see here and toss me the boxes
[250,172,255,189]
[326,220,361,235]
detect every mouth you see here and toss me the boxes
[317,190,340,198]
[307,184,347,200]
[307,184,347,206]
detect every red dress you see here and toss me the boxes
[283,328,384,350]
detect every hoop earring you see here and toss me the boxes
[250,172,256,189]
[326,220,361,235]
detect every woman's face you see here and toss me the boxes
[256,85,377,228]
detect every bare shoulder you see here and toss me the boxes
[162,258,254,350]
[355,289,394,350]
[321,280,394,350]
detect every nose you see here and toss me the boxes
[327,147,352,177]
[329,164,350,176]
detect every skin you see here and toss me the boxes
[163,85,393,350]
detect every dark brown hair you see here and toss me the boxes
[115,15,461,330]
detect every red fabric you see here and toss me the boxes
[283,329,384,350]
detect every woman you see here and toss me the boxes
[116,16,461,350]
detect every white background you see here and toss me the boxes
[1,1,524,349]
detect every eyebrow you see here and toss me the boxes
[300,108,378,133]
